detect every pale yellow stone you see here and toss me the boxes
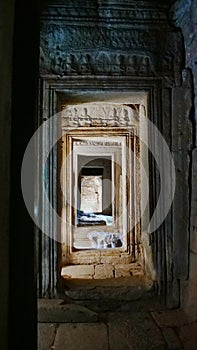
[94,264,114,279]
[100,255,131,265]
[61,265,94,279]
[115,263,143,278]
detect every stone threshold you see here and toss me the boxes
[63,275,154,301]
[61,262,144,280]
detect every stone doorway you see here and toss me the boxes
[38,83,157,295]
[60,99,149,281]
[38,0,189,307]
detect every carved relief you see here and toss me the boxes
[61,104,138,128]
[40,3,183,83]
[40,48,156,76]
[40,23,181,79]
[40,25,157,76]
[41,1,168,23]
[74,140,122,147]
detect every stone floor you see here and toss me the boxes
[38,278,197,350]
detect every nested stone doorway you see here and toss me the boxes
[38,77,177,305]
[60,100,146,280]
[38,82,157,293]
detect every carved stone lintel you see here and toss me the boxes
[40,48,157,77]
[74,140,121,147]
[40,1,169,23]
[61,103,139,128]
[40,21,182,79]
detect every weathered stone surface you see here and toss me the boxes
[151,309,194,328]
[189,252,197,286]
[64,276,153,301]
[64,252,100,265]
[41,1,171,23]
[178,322,197,350]
[40,0,183,82]
[108,312,165,350]
[62,103,138,128]
[38,299,98,323]
[161,328,182,350]
[191,215,197,255]
[191,148,197,255]
[172,69,193,280]
[171,0,197,69]
[54,323,108,350]
[61,265,94,279]
[172,1,197,317]
[38,323,57,350]
[94,264,114,279]
[100,255,132,265]
[79,297,161,314]
[115,263,143,278]
[108,318,133,350]
[182,280,197,320]
[172,70,193,152]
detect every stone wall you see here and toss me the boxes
[40,0,183,86]
[39,0,191,307]
[171,0,197,316]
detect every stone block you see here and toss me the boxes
[189,252,197,286]
[38,323,57,350]
[178,322,197,350]
[68,256,100,265]
[161,328,182,350]
[108,318,132,350]
[108,312,165,350]
[66,251,100,265]
[191,216,197,255]
[172,149,190,279]
[65,276,153,301]
[94,264,114,279]
[100,255,131,265]
[38,299,98,323]
[182,280,197,319]
[114,263,143,278]
[54,323,108,350]
[61,265,94,279]
[151,309,192,328]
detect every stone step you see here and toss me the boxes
[38,296,161,322]
[64,276,155,301]
[61,262,144,279]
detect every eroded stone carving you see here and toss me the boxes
[41,0,169,23]
[40,1,183,82]
[40,48,156,76]
[61,103,138,128]
[40,20,182,79]
[74,140,121,147]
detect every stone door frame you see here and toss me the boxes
[61,127,138,266]
[38,75,181,307]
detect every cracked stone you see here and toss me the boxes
[108,312,165,350]
[54,323,108,350]
[38,299,98,323]
[38,323,57,350]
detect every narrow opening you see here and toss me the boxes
[80,173,103,213]
[77,156,112,227]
